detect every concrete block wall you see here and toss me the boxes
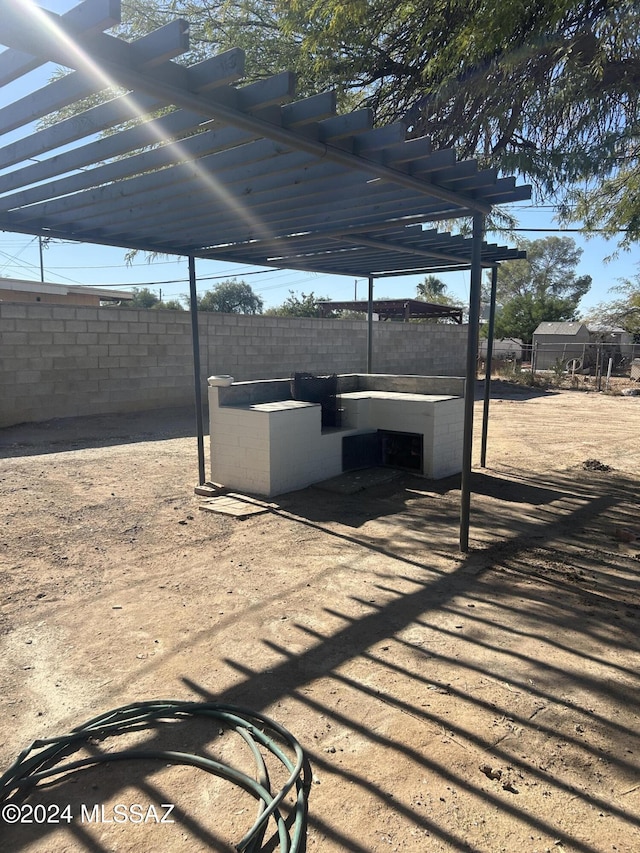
[204,315,467,380]
[0,301,467,428]
[0,302,194,427]
[430,398,465,478]
[209,401,272,495]
[268,405,333,495]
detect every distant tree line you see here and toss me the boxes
[118,238,639,342]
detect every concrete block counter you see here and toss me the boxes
[208,373,465,497]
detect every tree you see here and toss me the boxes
[46,1,640,243]
[264,290,330,317]
[585,274,640,338]
[128,286,160,309]
[493,237,591,343]
[280,1,640,241]
[414,275,464,323]
[197,279,263,313]
[416,275,461,306]
[122,287,185,309]
[159,298,185,311]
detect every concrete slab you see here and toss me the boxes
[198,495,272,518]
[313,466,400,495]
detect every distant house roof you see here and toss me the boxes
[0,277,133,303]
[587,323,629,334]
[533,321,589,336]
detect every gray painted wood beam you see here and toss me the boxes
[382,136,433,166]
[339,235,471,266]
[0,0,494,214]
[0,122,255,211]
[0,52,256,173]
[0,80,321,208]
[187,49,245,91]
[0,0,120,86]
[67,188,452,248]
[0,109,211,195]
[316,109,373,142]
[353,124,407,154]
[5,138,308,222]
[0,20,190,137]
[281,92,337,127]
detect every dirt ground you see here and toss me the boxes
[1,382,639,853]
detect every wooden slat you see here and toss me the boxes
[317,109,373,142]
[0,55,280,173]
[281,91,337,127]
[0,21,191,137]
[0,110,208,194]
[0,0,120,86]
[186,48,245,91]
[0,123,254,211]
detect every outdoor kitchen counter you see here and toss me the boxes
[209,392,362,496]
[338,390,463,478]
[228,399,317,413]
[209,379,465,497]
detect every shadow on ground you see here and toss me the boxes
[0,407,205,458]
[3,458,639,851]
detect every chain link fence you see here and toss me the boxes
[479,339,640,387]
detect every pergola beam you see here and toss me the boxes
[0,0,120,86]
[0,0,493,215]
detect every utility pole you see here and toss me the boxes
[38,236,44,282]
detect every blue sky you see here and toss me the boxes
[0,0,637,313]
[1,205,636,315]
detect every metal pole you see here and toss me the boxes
[188,255,206,486]
[460,212,484,553]
[480,265,498,467]
[367,276,374,373]
[38,236,45,282]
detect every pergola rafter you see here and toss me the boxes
[0,0,532,551]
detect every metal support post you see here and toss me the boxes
[188,255,206,486]
[480,265,498,468]
[367,276,374,373]
[460,212,484,552]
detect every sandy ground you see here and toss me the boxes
[0,382,639,852]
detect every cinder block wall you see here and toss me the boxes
[0,302,467,427]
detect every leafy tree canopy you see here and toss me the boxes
[584,274,640,337]
[197,279,264,313]
[124,287,185,309]
[281,0,639,243]
[128,286,159,309]
[52,1,640,243]
[416,275,462,307]
[160,298,185,311]
[493,236,591,342]
[264,290,331,317]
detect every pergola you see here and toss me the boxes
[318,299,464,323]
[0,0,530,551]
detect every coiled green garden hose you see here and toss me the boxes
[0,700,309,852]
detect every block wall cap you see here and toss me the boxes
[208,375,235,386]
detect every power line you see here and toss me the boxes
[508,228,628,233]
[77,268,319,289]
